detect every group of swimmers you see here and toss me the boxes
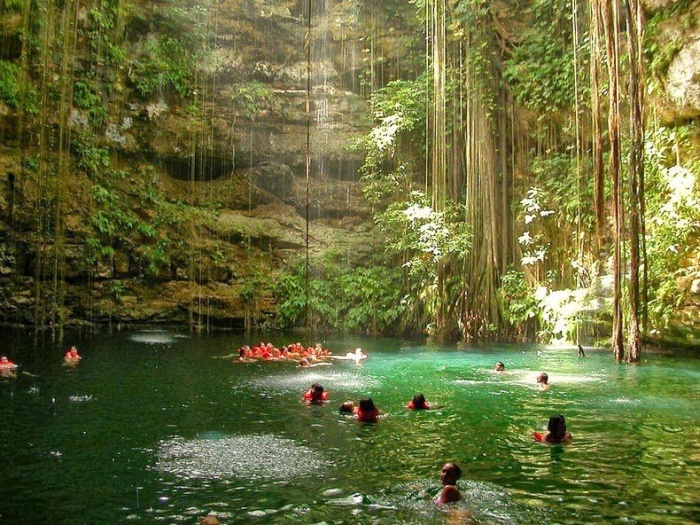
[302,386,433,423]
[236,342,331,363]
[435,363,572,506]
[235,341,368,367]
[295,359,572,510]
[493,361,571,443]
[0,346,82,378]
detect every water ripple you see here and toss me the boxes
[156,433,328,481]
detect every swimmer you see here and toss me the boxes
[303,383,329,404]
[356,397,379,422]
[536,372,550,391]
[332,348,368,363]
[494,361,505,372]
[0,356,18,377]
[534,414,572,444]
[0,356,18,370]
[339,400,357,415]
[435,462,462,505]
[348,347,367,361]
[64,345,81,361]
[407,393,432,410]
[199,514,221,525]
[234,345,255,362]
[297,357,330,368]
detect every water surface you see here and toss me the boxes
[0,330,698,524]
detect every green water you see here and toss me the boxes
[0,330,698,525]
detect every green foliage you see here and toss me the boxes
[0,60,21,108]
[374,191,471,336]
[644,0,696,88]
[498,267,539,326]
[129,4,213,99]
[72,131,108,174]
[108,280,126,300]
[72,132,177,276]
[86,3,128,66]
[273,259,404,333]
[355,77,428,205]
[516,191,550,270]
[139,239,172,276]
[230,82,275,120]
[530,155,586,224]
[73,80,107,127]
[377,191,471,279]
[644,125,700,328]
[503,0,577,112]
[0,59,37,113]
[2,0,28,10]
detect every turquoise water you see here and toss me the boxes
[0,330,698,524]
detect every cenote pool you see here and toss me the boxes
[0,330,698,525]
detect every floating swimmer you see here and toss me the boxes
[331,348,368,363]
[534,414,572,444]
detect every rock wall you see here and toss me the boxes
[0,0,414,329]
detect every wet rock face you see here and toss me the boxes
[666,38,700,119]
[646,0,700,124]
[0,0,395,328]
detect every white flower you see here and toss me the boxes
[518,232,533,246]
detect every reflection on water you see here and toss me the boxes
[129,330,187,345]
[156,434,328,480]
[0,331,698,525]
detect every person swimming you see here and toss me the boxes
[435,462,462,505]
[0,356,18,377]
[64,346,81,361]
[494,361,505,372]
[536,372,550,390]
[534,414,573,444]
[339,401,357,415]
[303,383,329,404]
[356,397,379,422]
[332,348,368,363]
[407,393,432,410]
[0,356,18,369]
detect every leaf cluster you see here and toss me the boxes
[502,0,577,112]
[377,191,471,280]
[498,267,539,326]
[273,258,404,334]
[128,4,213,99]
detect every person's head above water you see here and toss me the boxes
[440,462,462,486]
[537,372,549,384]
[339,401,356,414]
[547,414,568,440]
[359,398,376,411]
[435,462,463,505]
[495,361,505,371]
[410,393,429,409]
